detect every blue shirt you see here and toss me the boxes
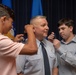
[16,39,58,75]
[57,35,76,75]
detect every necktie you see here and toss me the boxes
[40,42,51,75]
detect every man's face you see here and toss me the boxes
[3,17,13,34]
[34,18,49,39]
[58,24,73,40]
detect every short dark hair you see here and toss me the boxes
[0,4,14,20]
[58,18,74,27]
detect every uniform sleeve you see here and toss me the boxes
[16,55,26,73]
[53,53,58,68]
[57,46,76,67]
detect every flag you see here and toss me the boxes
[2,0,12,8]
[2,0,15,40]
[31,0,43,18]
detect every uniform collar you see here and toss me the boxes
[36,38,47,47]
[61,35,76,44]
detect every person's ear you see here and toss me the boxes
[70,26,73,32]
[1,16,7,23]
[33,26,36,32]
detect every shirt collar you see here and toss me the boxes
[61,35,76,44]
[72,35,76,42]
[36,38,47,47]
